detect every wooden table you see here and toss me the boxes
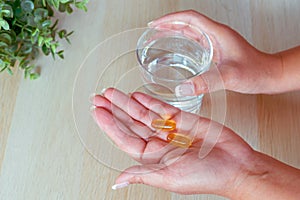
[1,1,300,199]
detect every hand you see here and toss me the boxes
[91,88,255,197]
[149,10,282,95]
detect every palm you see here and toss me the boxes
[92,88,253,194]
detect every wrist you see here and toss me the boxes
[273,46,300,93]
[262,46,300,94]
[230,151,300,200]
[257,52,283,94]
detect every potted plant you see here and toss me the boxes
[0,0,88,79]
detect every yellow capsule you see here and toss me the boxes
[151,119,176,131]
[167,133,192,148]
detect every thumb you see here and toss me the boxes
[112,164,167,190]
[175,66,225,96]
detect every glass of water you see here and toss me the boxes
[136,21,213,113]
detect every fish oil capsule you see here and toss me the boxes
[151,119,176,131]
[167,133,192,148]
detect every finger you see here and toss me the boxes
[141,137,177,164]
[113,164,174,191]
[93,94,156,140]
[103,88,161,128]
[175,64,226,95]
[92,94,110,107]
[92,107,146,159]
[131,92,210,135]
[192,66,227,94]
[149,10,220,35]
[93,96,177,163]
[131,91,181,117]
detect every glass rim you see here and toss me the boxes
[136,21,213,82]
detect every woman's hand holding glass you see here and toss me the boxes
[149,10,290,95]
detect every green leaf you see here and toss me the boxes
[25,65,35,71]
[0,41,8,48]
[46,4,54,16]
[66,4,73,14]
[75,1,88,12]
[20,59,30,69]
[2,4,13,18]
[20,44,33,55]
[58,29,66,38]
[42,0,46,7]
[30,73,40,80]
[58,3,66,12]
[66,30,74,37]
[26,15,35,26]
[31,34,38,44]
[60,0,71,3]
[24,69,30,78]
[15,7,23,18]
[41,20,52,28]
[52,0,60,10]
[57,50,64,59]
[8,43,18,53]
[7,67,13,75]
[0,20,10,30]
[50,50,55,59]
[8,29,16,41]
[0,65,7,73]
[0,66,7,73]
[58,30,73,44]
[32,28,39,37]
[65,37,71,44]
[34,8,49,19]
[50,43,57,54]
[0,59,6,72]
[42,44,50,55]
[44,37,53,46]
[38,36,44,46]
[21,0,35,13]
[0,32,12,45]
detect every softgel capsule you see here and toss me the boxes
[151,119,192,148]
[151,119,176,131]
[167,133,192,148]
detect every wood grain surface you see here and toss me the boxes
[1,0,300,199]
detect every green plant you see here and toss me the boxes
[0,0,88,79]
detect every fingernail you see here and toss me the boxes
[90,106,96,119]
[89,93,96,103]
[175,81,195,96]
[112,182,130,190]
[147,21,153,27]
[90,105,96,111]
[100,88,107,95]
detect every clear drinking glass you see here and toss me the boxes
[136,21,213,113]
